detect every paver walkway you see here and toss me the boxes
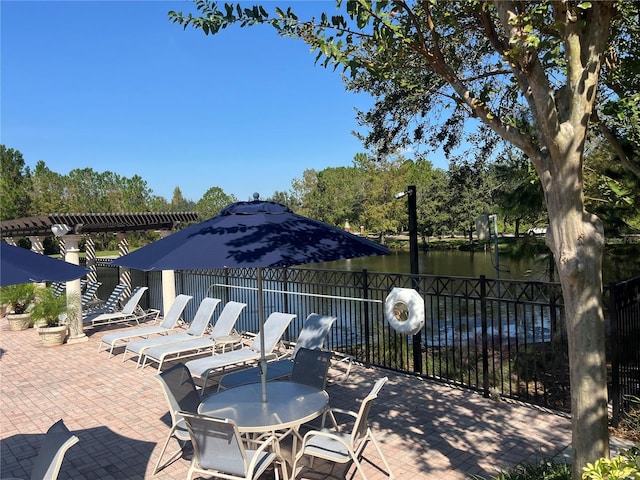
[0,317,629,479]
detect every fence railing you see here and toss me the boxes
[97,262,639,422]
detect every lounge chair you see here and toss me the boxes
[51,282,66,297]
[80,281,101,307]
[185,311,296,394]
[97,294,192,355]
[217,313,337,391]
[82,283,128,317]
[122,297,221,367]
[84,286,155,329]
[140,301,248,372]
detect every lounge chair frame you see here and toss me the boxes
[97,294,192,356]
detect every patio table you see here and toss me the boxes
[198,381,329,463]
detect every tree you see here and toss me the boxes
[30,160,66,215]
[196,186,237,219]
[491,152,546,237]
[267,190,301,210]
[170,187,196,212]
[0,145,32,220]
[169,2,633,474]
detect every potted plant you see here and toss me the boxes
[29,286,70,346]
[0,283,37,331]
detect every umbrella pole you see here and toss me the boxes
[257,267,268,403]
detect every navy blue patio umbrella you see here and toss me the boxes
[111,198,389,400]
[0,243,89,287]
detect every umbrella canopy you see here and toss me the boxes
[0,243,89,287]
[112,199,389,400]
[111,200,389,271]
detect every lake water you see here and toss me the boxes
[312,248,639,284]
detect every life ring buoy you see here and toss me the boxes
[384,287,424,335]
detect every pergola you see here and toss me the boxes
[0,212,199,343]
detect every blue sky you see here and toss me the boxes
[2,1,447,203]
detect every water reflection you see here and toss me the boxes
[310,249,638,284]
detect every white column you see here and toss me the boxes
[63,234,87,343]
[4,237,17,246]
[28,236,45,254]
[159,231,176,317]
[116,234,132,298]
[28,236,47,289]
[84,236,98,284]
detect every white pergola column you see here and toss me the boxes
[116,234,132,298]
[84,235,98,284]
[63,234,87,344]
[28,236,47,289]
[4,237,17,246]
[159,231,176,317]
[28,236,45,254]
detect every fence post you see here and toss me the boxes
[362,269,371,368]
[480,275,490,398]
[281,268,291,343]
[609,281,621,427]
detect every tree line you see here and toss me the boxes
[2,142,637,249]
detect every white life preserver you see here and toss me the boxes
[384,287,424,335]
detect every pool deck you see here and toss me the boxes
[0,316,632,480]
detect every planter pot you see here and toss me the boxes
[7,313,31,331]
[33,318,49,328]
[37,325,68,347]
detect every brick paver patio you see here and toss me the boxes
[0,316,628,479]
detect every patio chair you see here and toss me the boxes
[97,293,192,356]
[84,286,156,329]
[290,347,333,390]
[140,301,247,372]
[186,312,296,395]
[152,363,203,475]
[4,419,80,480]
[217,314,337,391]
[80,282,101,307]
[181,412,289,480]
[290,377,393,480]
[82,283,128,317]
[122,297,220,367]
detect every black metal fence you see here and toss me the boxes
[97,262,639,422]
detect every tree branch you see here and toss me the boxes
[593,109,640,179]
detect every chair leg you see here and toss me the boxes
[152,427,187,475]
[367,431,393,479]
[348,451,369,480]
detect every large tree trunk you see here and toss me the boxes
[543,151,610,479]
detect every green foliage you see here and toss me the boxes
[491,152,546,235]
[0,145,32,220]
[475,460,571,480]
[170,187,196,212]
[487,460,571,480]
[0,283,36,314]
[30,287,67,327]
[196,186,237,219]
[582,446,640,480]
[29,162,158,216]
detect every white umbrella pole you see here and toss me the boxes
[257,267,268,403]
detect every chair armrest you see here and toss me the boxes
[246,435,281,475]
[320,407,357,430]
